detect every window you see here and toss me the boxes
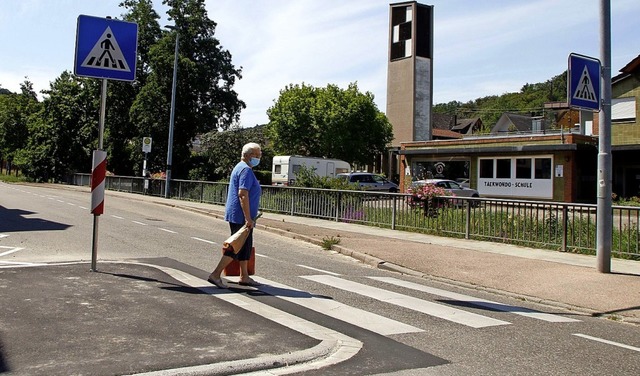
[535,158,551,179]
[480,159,493,178]
[612,97,636,123]
[353,174,374,183]
[372,175,386,183]
[496,159,511,179]
[477,156,554,199]
[390,6,413,60]
[532,119,543,133]
[516,159,532,179]
[274,165,282,174]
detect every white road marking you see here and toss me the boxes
[111,215,124,219]
[303,275,510,328]
[191,237,216,244]
[56,200,64,203]
[67,202,76,206]
[158,228,177,234]
[133,263,363,375]
[132,221,148,226]
[0,234,8,239]
[573,333,640,352]
[250,276,423,335]
[0,247,24,257]
[297,264,341,276]
[79,206,88,210]
[369,277,580,323]
[0,261,45,267]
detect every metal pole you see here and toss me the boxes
[98,79,107,150]
[165,31,179,198]
[91,215,99,271]
[91,78,108,272]
[596,0,612,273]
[143,152,149,194]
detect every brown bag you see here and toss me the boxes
[222,226,250,254]
[222,212,262,254]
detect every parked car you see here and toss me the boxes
[337,172,399,192]
[412,179,479,197]
[455,178,470,188]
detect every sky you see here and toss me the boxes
[0,0,638,128]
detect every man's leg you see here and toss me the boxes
[208,254,234,288]
[239,260,250,282]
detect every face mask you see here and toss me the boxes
[250,157,260,167]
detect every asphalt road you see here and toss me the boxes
[2,182,640,375]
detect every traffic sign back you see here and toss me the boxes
[74,15,138,81]
[568,53,601,111]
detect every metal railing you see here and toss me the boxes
[72,174,640,260]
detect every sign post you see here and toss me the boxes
[142,137,152,193]
[75,15,138,271]
[568,50,611,272]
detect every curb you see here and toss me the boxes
[130,339,340,376]
[342,250,640,326]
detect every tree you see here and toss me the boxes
[100,0,163,176]
[433,72,569,132]
[194,124,273,181]
[266,82,393,166]
[130,0,245,179]
[16,72,99,182]
[0,80,40,174]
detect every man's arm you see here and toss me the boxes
[238,188,253,229]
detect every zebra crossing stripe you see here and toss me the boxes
[0,247,24,257]
[251,277,423,335]
[302,275,511,328]
[131,263,363,373]
[368,277,580,323]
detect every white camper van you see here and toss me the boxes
[271,156,351,185]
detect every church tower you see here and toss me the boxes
[386,2,434,146]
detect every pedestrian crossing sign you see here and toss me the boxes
[74,15,138,82]
[568,53,601,111]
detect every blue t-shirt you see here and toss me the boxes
[224,161,262,224]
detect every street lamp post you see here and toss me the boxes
[165,27,179,198]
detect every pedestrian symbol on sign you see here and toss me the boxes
[81,27,131,72]
[572,66,597,103]
[568,53,600,111]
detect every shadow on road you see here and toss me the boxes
[0,334,11,373]
[0,206,71,233]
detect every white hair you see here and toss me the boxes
[241,142,261,158]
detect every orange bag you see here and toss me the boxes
[223,247,255,276]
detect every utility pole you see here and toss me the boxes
[596,0,612,273]
[165,27,179,198]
